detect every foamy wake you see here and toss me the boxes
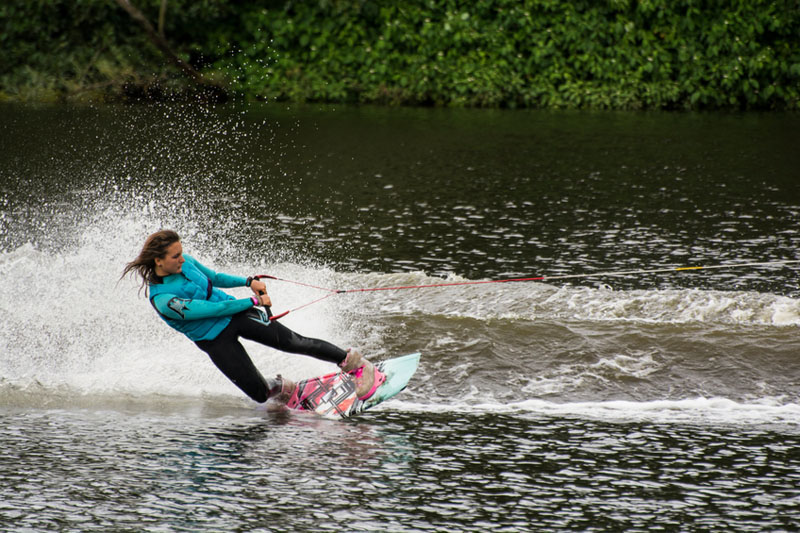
[387,397,800,428]
[339,271,800,327]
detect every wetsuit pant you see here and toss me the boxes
[195,309,347,403]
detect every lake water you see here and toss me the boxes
[1,102,799,531]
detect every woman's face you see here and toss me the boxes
[154,241,184,276]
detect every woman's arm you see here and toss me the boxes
[181,254,271,305]
[184,254,247,288]
[152,292,255,321]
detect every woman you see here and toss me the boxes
[122,229,384,404]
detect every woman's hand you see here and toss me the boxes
[256,292,272,307]
[249,279,271,307]
[249,279,267,294]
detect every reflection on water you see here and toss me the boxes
[1,408,798,532]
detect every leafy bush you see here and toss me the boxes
[2,0,798,109]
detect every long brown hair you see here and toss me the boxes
[121,229,181,294]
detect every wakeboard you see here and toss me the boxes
[284,353,420,419]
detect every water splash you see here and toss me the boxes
[0,102,347,400]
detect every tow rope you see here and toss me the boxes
[252,259,800,321]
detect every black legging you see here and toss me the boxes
[195,309,347,403]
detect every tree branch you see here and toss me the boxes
[158,0,167,38]
[114,0,206,85]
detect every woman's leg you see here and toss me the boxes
[237,309,348,365]
[198,310,379,402]
[195,320,275,403]
[237,310,383,399]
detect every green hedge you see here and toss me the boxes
[0,0,228,102]
[2,0,799,109]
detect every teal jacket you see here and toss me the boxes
[149,254,256,341]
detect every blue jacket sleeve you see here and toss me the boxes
[151,293,254,321]
[184,254,248,288]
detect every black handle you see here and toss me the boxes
[258,290,273,318]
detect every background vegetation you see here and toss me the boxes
[2,0,799,109]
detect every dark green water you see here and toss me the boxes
[3,104,798,289]
[2,407,799,532]
[1,103,799,531]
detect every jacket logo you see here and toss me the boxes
[248,307,271,326]
[167,298,190,318]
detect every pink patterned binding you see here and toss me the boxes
[354,365,386,400]
[285,370,358,416]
